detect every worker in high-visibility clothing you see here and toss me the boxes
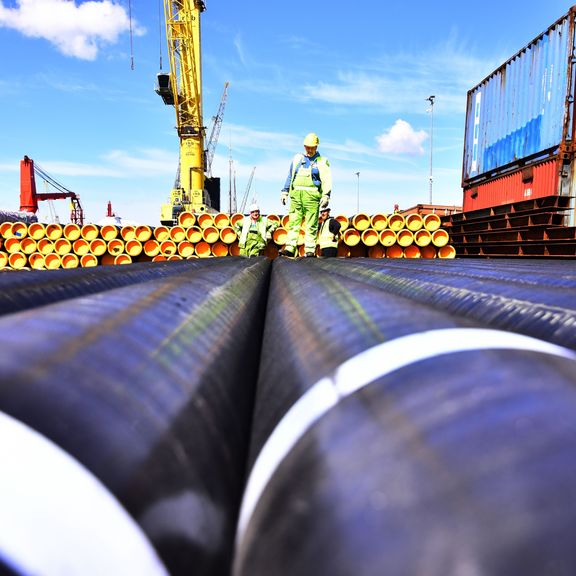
[235,203,278,257]
[279,132,332,258]
[317,207,341,257]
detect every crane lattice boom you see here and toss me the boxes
[240,167,256,213]
[157,0,211,224]
[205,81,229,177]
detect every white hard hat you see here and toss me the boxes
[249,203,260,212]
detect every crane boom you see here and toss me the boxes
[20,156,85,225]
[157,0,211,224]
[240,167,256,213]
[205,81,229,177]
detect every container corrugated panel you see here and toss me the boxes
[462,7,576,184]
[463,158,560,211]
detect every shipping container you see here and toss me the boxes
[461,6,576,223]
[399,204,462,216]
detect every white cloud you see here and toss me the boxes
[0,162,19,173]
[103,149,177,176]
[0,0,145,60]
[233,33,247,66]
[224,123,301,153]
[376,119,428,156]
[294,37,503,115]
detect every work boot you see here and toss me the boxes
[278,247,295,257]
[304,252,316,258]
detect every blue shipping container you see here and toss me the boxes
[462,7,576,184]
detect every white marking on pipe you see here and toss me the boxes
[0,410,168,576]
[236,328,576,546]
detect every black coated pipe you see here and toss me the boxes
[314,258,576,351]
[0,257,271,576]
[234,258,576,576]
[0,259,233,317]
[356,258,576,289]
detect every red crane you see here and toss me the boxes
[20,156,85,225]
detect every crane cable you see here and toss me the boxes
[158,0,164,70]
[33,163,76,196]
[128,0,134,70]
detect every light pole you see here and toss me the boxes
[355,171,360,213]
[426,95,435,205]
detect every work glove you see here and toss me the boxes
[280,191,289,206]
[320,195,330,209]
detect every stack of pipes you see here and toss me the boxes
[0,213,243,271]
[0,211,454,271]
[272,211,454,258]
[0,258,575,575]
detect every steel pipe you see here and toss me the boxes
[144,239,160,257]
[386,244,403,258]
[423,212,442,230]
[197,213,214,229]
[396,228,414,246]
[61,253,79,269]
[334,214,349,231]
[72,238,89,255]
[186,226,203,243]
[231,213,244,227]
[370,213,387,231]
[80,223,99,241]
[379,229,396,246]
[313,259,576,350]
[28,222,46,240]
[63,223,82,241]
[10,222,28,239]
[135,225,153,242]
[234,259,576,576]
[405,212,424,231]
[379,258,576,288]
[100,223,120,241]
[0,257,271,575]
[203,226,220,243]
[388,212,405,231]
[169,226,186,243]
[351,213,371,231]
[28,252,45,270]
[154,226,170,242]
[0,259,235,317]
[432,228,450,246]
[120,225,136,241]
[178,211,196,228]
[44,253,61,269]
[214,213,231,229]
[220,226,238,244]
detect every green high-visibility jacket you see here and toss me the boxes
[236,215,277,257]
[318,217,340,249]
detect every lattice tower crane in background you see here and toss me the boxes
[205,81,229,178]
[239,167,256,214]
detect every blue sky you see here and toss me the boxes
[0,0,573,225]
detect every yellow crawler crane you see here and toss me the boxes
[156,0,212,225]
